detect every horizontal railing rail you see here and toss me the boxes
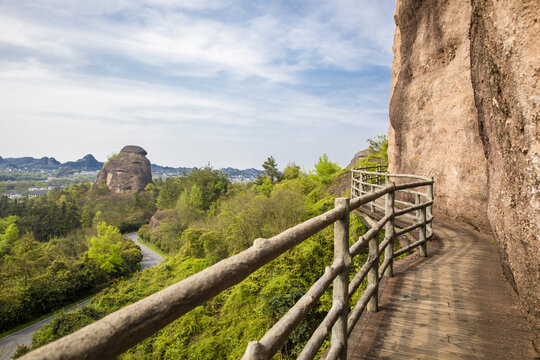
[21,167,434,360]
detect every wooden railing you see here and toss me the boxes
[351,168,434,248]
[20,168,434,360]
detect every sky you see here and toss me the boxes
[0,0,396,170]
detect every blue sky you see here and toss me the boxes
[0,0,396,170]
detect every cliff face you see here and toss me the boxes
[388,0,489,231]
[469,0,540,347]
[95,145,153,193]
[389,0,539,347]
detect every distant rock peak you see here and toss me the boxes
[95,145,152,193]
[120,145,147,156]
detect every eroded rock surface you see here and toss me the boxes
[470,0,540,347]
[346,149,371,168]
[95,145,153,193]
[388,0,489,231]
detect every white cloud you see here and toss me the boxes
[0,60,384,128]
[0,1,394,80]
[0,1,395,168]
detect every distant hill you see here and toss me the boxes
[0,155,61,170]
[0,154,262,182]
[62,154,103,171]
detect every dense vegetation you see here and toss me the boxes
[10,136,392,359]
[355,134,388,168]
[14,154,377,359]
[0,182,157,332]
[0,223,142,333]
[0,171,48,182]
[0,171,97,195]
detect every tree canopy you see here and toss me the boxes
[356,134,389,168]
[311,154,341,185]
[87,222,125,273]
[262,156,282,183]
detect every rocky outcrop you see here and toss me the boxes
[388,0,489,231]
[388,0,539,348]
[149,209,177,229]
[469,0,540,348]
[346,149,371,168]
[95,145,152,193]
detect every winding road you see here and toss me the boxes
[122,233,164,270]
[0,233,164,360]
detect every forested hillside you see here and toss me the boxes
[8,138,390,359]
[0,183,156,333]
[11,152,384,359]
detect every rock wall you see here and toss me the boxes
[95,145,153,193]
[469,0,540,348]
[388,0,539,348]
[388,0,489,231]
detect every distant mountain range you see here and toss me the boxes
[0,155,262,182]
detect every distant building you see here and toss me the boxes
[3,193,23,200]
[28,187,48,192]
[28,190,49,198]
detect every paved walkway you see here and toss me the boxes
[348,219,537,359]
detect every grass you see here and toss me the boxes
[137,236,170,260]
[0,294,94,340]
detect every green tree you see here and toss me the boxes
[283,163,301,180]
[4,234,43,285]
[3,223,19,242]
[189,184,204,210]
[256,177,273,197]
[176,192,203,228]
[0,215,19,233]
[262,156,282,183]
[144,183,158,198]
[87,222,124,273]
[0,216,19,255]
[311,154,341,185]
[156,178,181,210]
[367,134,388,154]
[356,135,389,167]
[183,166,230,211]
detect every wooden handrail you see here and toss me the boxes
[21,167,434,360]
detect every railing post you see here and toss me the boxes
[332,198,350,360]
[384,182,395,277]
[350,171,355,197]
[369,187,375,212]
[367,228,379,313]
[416,194,427,257]
[427,178,434,238]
